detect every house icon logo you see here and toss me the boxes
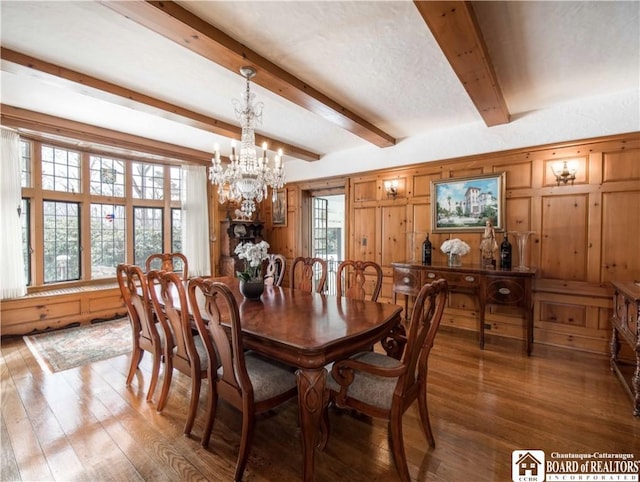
[512,450,545,482]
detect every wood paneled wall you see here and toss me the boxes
[261,133,640,355]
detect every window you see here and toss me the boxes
[170,166,182,201]
[90,156,125,197]
[41,145,81,193]
[91,204,126,279]
[133,207,163,265]
[21,198,31,285]
[171,208,182,253]
[19,139,184,288]
[20,140,31,187]
[43,200,80,283]
[132,162,164,200]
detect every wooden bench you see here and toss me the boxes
[1,283,126,336]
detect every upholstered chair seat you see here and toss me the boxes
[218,351,297,403]
[326,351,402,410]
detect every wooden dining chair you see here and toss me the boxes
[322,279,448,482]
[145,252,189,279]
[264,253,286,287]
[116,263,164,402]
[336,260,383,301]
[147,270,208,436]
[187,278,298,481]
[290,256,328,293]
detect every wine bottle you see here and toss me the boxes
[422,234,432,266]
[500,233,512,270]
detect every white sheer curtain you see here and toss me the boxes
[1,128,27,299]
[182,165,211,277]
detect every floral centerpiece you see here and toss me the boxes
[440,238,471,267]
[234,240,270,300]
[234,240,270,281]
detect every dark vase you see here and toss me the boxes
[239,278,264,300]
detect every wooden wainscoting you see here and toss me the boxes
[1,284,126,335]
[266,133,640,355]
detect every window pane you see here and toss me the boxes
[21,198,31,285]
[89,156,125,197]
[20,140,31,187]
[131,162,164,200]
[43,201,80,282]
[41,145,81,193]
[91,204,126,279]
[170,166,182,201]
[171,208,182,253]
[133,207,163,265]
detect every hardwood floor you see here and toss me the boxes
[2,327,638,481]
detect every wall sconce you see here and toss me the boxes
[384,180,399,199]
[551,160,577,186]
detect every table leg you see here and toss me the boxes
[297,367,328,482]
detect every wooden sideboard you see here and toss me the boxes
[610,281,640,416]
[391,262,536,355]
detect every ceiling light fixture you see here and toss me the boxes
[551,160,577,186]
[210,66,285,218]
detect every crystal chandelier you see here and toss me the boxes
[209,66,285,218]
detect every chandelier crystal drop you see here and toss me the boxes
[209,66,286,218]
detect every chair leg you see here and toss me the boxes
[126,347,143,386]
[146,351,161,402]
[156,359,173,412]
[183,374,201,436]
[418,381,435,447]
[201,386,218,448]
[234,412,256,481]
[389,412,411,482]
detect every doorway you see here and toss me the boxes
[312,194,345,294]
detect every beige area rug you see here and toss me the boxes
[23,318,131,373]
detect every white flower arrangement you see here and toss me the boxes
[234,240,270,281]
[440,238,471,256]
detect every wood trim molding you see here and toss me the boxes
[1,104,213,165]
[413,1,510,127]
[0,47,319,163]
[101,0,396,148]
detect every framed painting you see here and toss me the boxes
[272,189,287,226]
[431,172,506,233]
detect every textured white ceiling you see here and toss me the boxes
[1,1,639,181]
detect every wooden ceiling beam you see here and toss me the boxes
[101,0,396,148]
[0,48,319,162]
[413,1,510,126]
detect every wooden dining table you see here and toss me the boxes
[184,277,405,481]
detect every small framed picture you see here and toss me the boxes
[272,189,287,226]
[431,172,506,233]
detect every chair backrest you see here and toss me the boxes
[290,256,328,293]
[117,263,160,348]
[398,279,448,396]
[145,252,189,279]
[188,278,250,401]
[336,260,383,301]
[264,254,286,287]
[147,270,199,369]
